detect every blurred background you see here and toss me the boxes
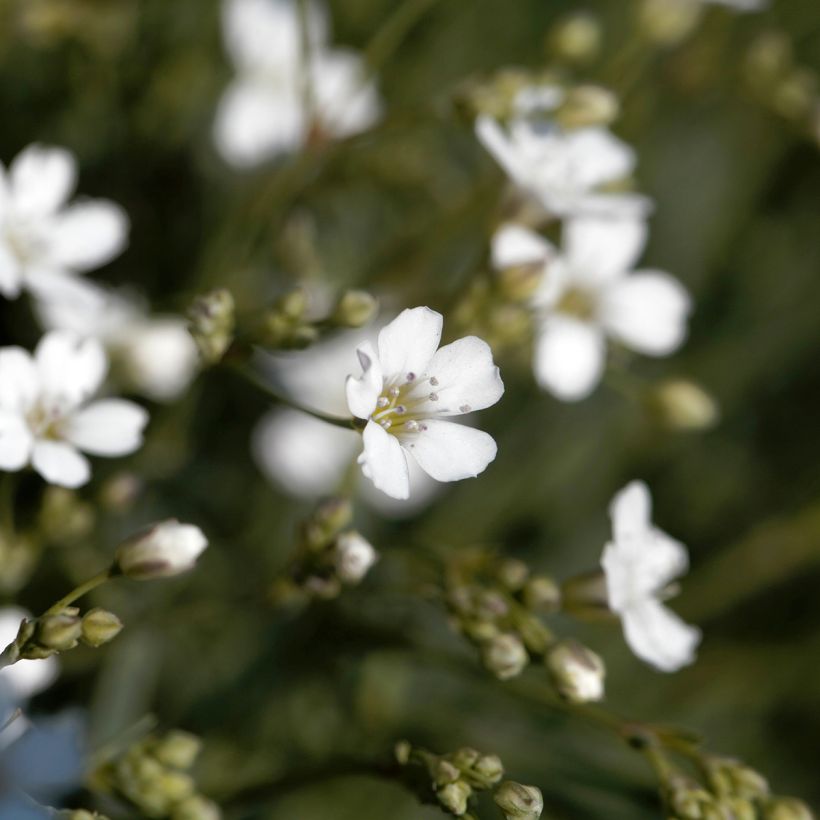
[1,0,819,817]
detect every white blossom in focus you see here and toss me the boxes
[0,144,128,300]
[602,481,701,672]
[334,531,378,584]
[345,307,504,500]
[475,85,648,219]
[214,0,381,168]
[116,520,208,580]
[492,217,690,401]
[0,332,148,488]
[35,279,198,402]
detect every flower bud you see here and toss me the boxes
[451,747,480,771]
[496,559,529,591]
[116,520,208,581]
[331,290,379,328]
[494,781,543,820]
[724,798,758,820]
[36,613,83,652]
[546,639,605,703]
[650,379,719,431]
[171,795,222,820]
[763,798,815,820]
[394,740,412,765]
[556,85,619,129]
[81,608,124,648]
[433,759,461,786]
[188,289,235,366]
[481,633,529,680]
[304,497,353,550]
[333,531,378,584]
[158,770,196,802]
[522,577,561,613]
[153,731,202,770]
[438,780,472,815]
[639,0,701,46]
[467,754,504,789]
[548,13,601,64]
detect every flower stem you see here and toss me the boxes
[0,472,16,540]
[364,0,441,75]
[43,567,115,616]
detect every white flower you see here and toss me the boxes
[475,85,647,219]
[0,144,128,300]
[492,217,690,401]
[334,531,378,584]
[698,0,766,10]
[0,332,148,488]
[115,520,208,580]
[214,0,381,167]
[35,278,198,402]
[345,307,504,500]
[601,481,701,672]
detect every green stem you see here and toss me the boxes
[364,0,441,75]
[0,472,16,540]
[43,567,115,616]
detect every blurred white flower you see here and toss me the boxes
[0,331,148,488]
[475,85,647,219]
[214,0,381,167]
[492,217,690,401]
[35,279,199,402]
[0,144,128,300]
[346,307,504,500]
[601,481,701,672]
[334,531,378,584]
[700,0,766,10]
[116,520,208,580]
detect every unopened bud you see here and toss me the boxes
[773,69,817,121]
[304,497,353,549]
[522,576,561,613]
[548,12,602,64]
[516,615,552,656]
[331,290,378,328]
[171,795,222,820]
[438,780,472,815]
[763,798,815,820]
[724,798,758,820]
[394,740,412,765]
[81,608,123,648]
[745,32,793,89]
[496,559,529,591]
[116,520,208,581]
[468,754,504,789]
[556,85,619,129]
[481,633,529,680]
[650,379,718,431]
[188,289,235,366]
[158,770,196,802]
[639,0,701,46]
[277,288,309,320]
[36,613,83,652]
[334,531,378,584]
[451,747,480,771]
[434,759,461,786]
[494,781,543,820]
[546,639,605,703]
[153,731,202,770]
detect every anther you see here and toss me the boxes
[380,419,392,429]
[429,376,439,386]
[394,405,406,414]
[377,397,389,408]
[405,372,416,382]
[429,392,439,401]
[405,420,419,432]
[459,404,471,413]
[389,387,400,398]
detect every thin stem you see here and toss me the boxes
[364,0,441,75]
[43,567,115,616]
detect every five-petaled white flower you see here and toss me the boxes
[0,144,128,300]
[601,480,701,672]
[0,332,148,488]
[475,85,647,219]
[214,0,381,168]
[345,307,504,500]
[492,216,691,401]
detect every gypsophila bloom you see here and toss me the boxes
[492,216,690,401]
[346,307,504,500]
[214,0,381,167]
[0,332,148,488]
[35,279,198,402]
[602,481,701,672]
[116,520,208,580]
[334,531,378,584]
[0,144,128,300]
[476,85,647,219]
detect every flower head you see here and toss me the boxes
[0,332,148,488]
[345,307,504,500]
[0,144,128,300]
[116,520,208,580]
[492,216,690,401]
[601,481,701,672]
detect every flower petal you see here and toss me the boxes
[312,49,381,138]
[412,336,504,416]
[404,419,497,482]
[359,419,410,500]
[0,241,22,298]
[561,128,636,191]
[31,440,90,488]
[564,216,648,284]
[0,411,33,471]
[600,271,691,355]
[377,307,443,385]
[35,332,107,407]
[9,145,77,217]
[621,598,701,672]
[491,223,553,270]
[49,200,129,272]
[609,480,651,543]
[533,316,605,401]
[0,348,39,413]
[63,399,148,456]
[345,341,383,419]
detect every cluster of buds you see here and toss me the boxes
[257,287,377,350]
[92,731,220,820]
[445,552,605,702]
[188,288,235,366]
[394,741,542,819]
[270,498,378,605]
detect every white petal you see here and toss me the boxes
[533,317,605,401]
[9,144,77,216]
[0,411,33,471]
[213,80,305,168]
[491,224,553,270]
[475,115,527,183]
[252,408,359,497]
[621,598,701,672]
[345,341,383,419]
[600,271,691,355]
[561,128,636,191]
[359,419,410,500]
[63,399,148,456]
[377,307,443,384]
[404,419,497,482]
[31,440,90,488]
[609,480,651,543]
[312,49,381,138]
[35,332,107,406]
[412,336,504,416]
[0,348,39,412]
[49,200,129,271]
[0,607,59,700]
[0,241,22,298]
[564,216,648,285]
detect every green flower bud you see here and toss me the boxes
[522,576,561,613]
[556,85,619,129]
[331,290,378,328]
[481,633,529,680]
[516,614,552,656]
[153,731,202,770]
[494,781,543,820]
[394,740,412,765]
[639,0,701,46]
[723,798,758,820]
[468,754,504,789]
[438,780,472,815]
[496,559,529,591]
[159,770,196,802]
[304,497,353,549]
[36,613,83,652]
[450,747,481,771]
[763,797,815,820]
[81,608,124,648]
[277,288,309,320]
[171,795,222,820]
[433,759,462,786]
[188,289,234,366]
[650,379,719,432]
[548,12,602,64]
[546,639,605,703]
